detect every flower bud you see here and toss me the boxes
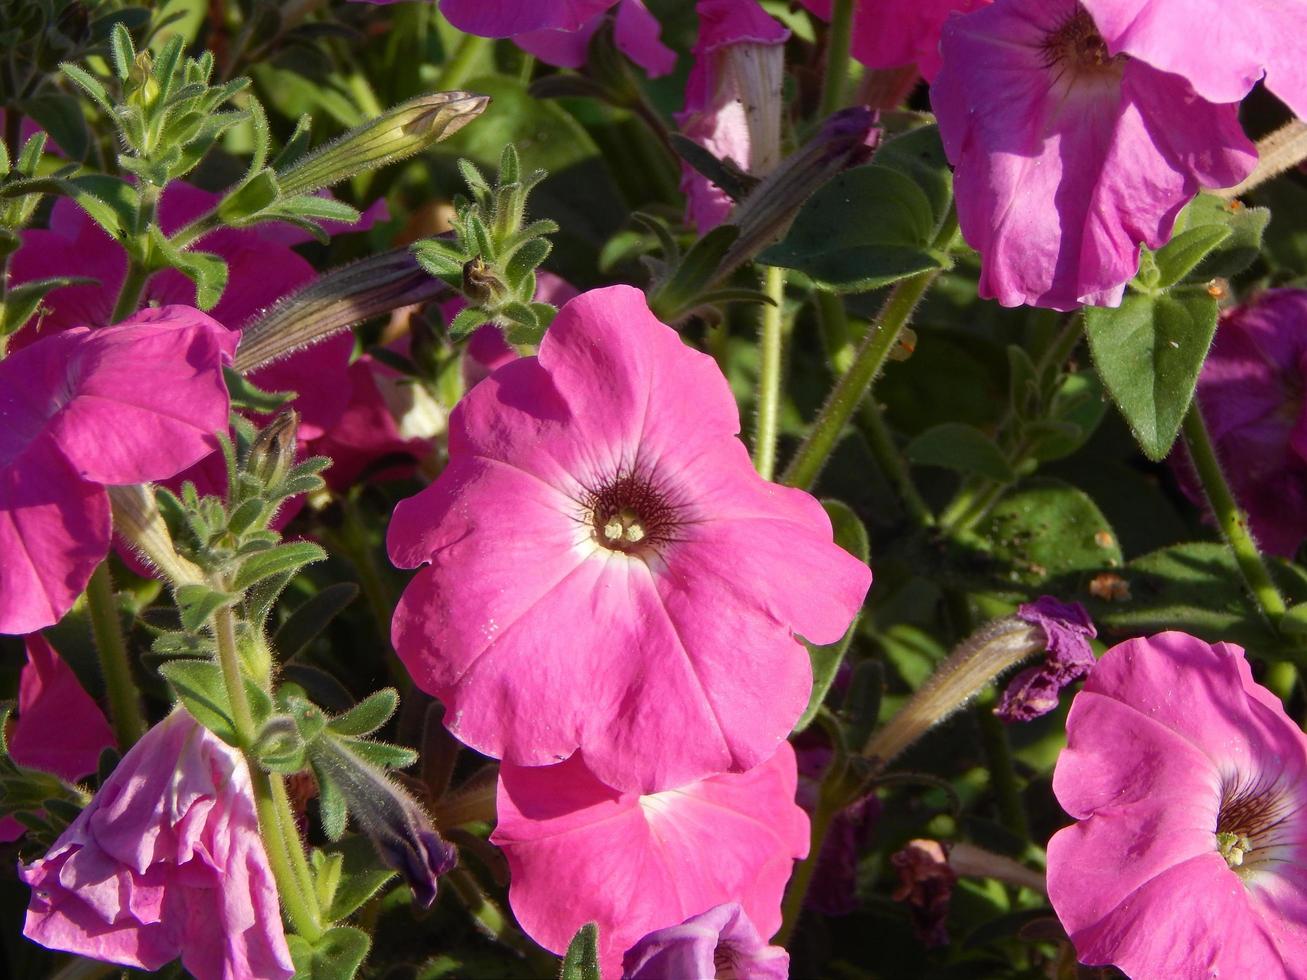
[247,410,299,488]
[276,92,490,198]
[308,735,457,907]
[235,250,449,372]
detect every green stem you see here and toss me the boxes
[435,33,492,90]
[109,185,161,324]
[818,0,855,118]
[85,562,146,748]
[975,689,1029,841]
[777,785,840,946]
[214,600,325,938]
[1182,401,1288,623]
[857,399,935,527]
[447,867,554,970]
[753,266,786,480]
[782,269,939,490]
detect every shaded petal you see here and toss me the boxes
[439,0,618,36]
[9,634,115,780]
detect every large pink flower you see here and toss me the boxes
[9,183,354,439]
[676,0,789,232]
[0,634,116,843]
[491,743,808,978]
[1048,632,1307,977]
[931,0,1256,310]
[1081,0,1307,118]
[1180,290,1307,557]
[0,307,235,634]
[20,710,294,980]
[388,285,871,792]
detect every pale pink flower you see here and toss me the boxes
[492,743,808,978]
[676,0,789,232]
[1180,289,1307,557]
[621,903,789,980]
[0,634,115,843]
[1080,0,1307,118]
[388,285,871,792]
[0,307,235,634]
[800,0,988,81]
[931,0,1256,310]
[1048,632,1307,977]
[20,710,294,980]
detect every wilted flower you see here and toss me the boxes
[492,743,808,978]
[388,285,871,793]
[676,0,789,232]
[890,840,957,948]
[621,903,789,980]
[995,596,1097,722]
[1080,0,1307,118]
[0,634,115,843]
[1182,289,1307,557]
[1048,632,1307,977]
[931,0,1256,309]
[0,307,234,634]
[20,710,294,980]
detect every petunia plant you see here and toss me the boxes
[6,1,1307,978]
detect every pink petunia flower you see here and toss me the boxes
[800,0,988,81]
[388,285,871,793]
[1181,289,1307,558]
[515,0,676,77]
[9,183,355,440]
[930,0,1256,310]
[491,743,808,978]
[20,710,294,980]
[0,306,235,634]
[1080,0,1307,119]
[1047,632,1307,977]
[621,903,789,980]
[676,0,789,232]
[0,634,116,843]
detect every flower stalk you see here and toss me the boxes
[818,0,855,118]
[85,562,146,748]
[752,266,787,480]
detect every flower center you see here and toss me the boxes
[586,470,680,556]
[1042,6,1124,78]
[713,942,741,980]
[1216,774,1301,877]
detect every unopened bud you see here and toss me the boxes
[235,250,450,372]
[461,256,503,306]
[248,410,299,488]
[277,91,490,198]
[308,735,458,907]
[107,484,205,585]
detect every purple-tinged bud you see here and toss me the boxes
[994,597,1097,723]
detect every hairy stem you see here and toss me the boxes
[753,266,787,480]
[1218,120,1307,200]
[818,0,855,118]
[85,562,146,748]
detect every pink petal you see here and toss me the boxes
[851,0,988,81]
[9,634,115,781]
[492,744,808,977]
[1082,0,1307,117]
[439,0,618,36]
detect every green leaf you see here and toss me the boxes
[232,541,327,592]
[906,423,1015,482]
[982,479,1123,587]
[273,583,359,660]
[413,238,466,281]
[288,925,370,980]
[795,501,869,731]
[223,366,295,414]
[316,766,349,841]
[147,227,229,309]
[1145,223,1231,289]
[343,739,418,770]
[328,689,399,738]
[175,583,235,631]
[321,836,397,921]
[217,169,281,224]
[758,164,946,291]
[1024,371,1109,463]
[649,224,740,320]
[158,660,238,744]
[63,174,140,239]
[870,123,953,231]
[59,64,114,115]
[559,923,601,980]
[2,276,98,336]
[448,306,488,339]
[1171,193,1270,280]
[1084,288,1219,461]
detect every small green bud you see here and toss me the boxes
[247,410,299,488]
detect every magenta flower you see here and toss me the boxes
[439,0,618,36]
[515,0,676,77]
[931,0,1256,310]
[676,0,789,232]
[1080,0,1307,118]
[995,596,1097,723]
[621,903,789,980]
[388,285,871,792]
[800,0,988,80]
[1183,289,1307,557]
[491,743,808,977]
[1048,632,1307,977]
[9,182,355,439]
[0,634,115,843]
[20,710,294,979]
[0,306,235,634]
